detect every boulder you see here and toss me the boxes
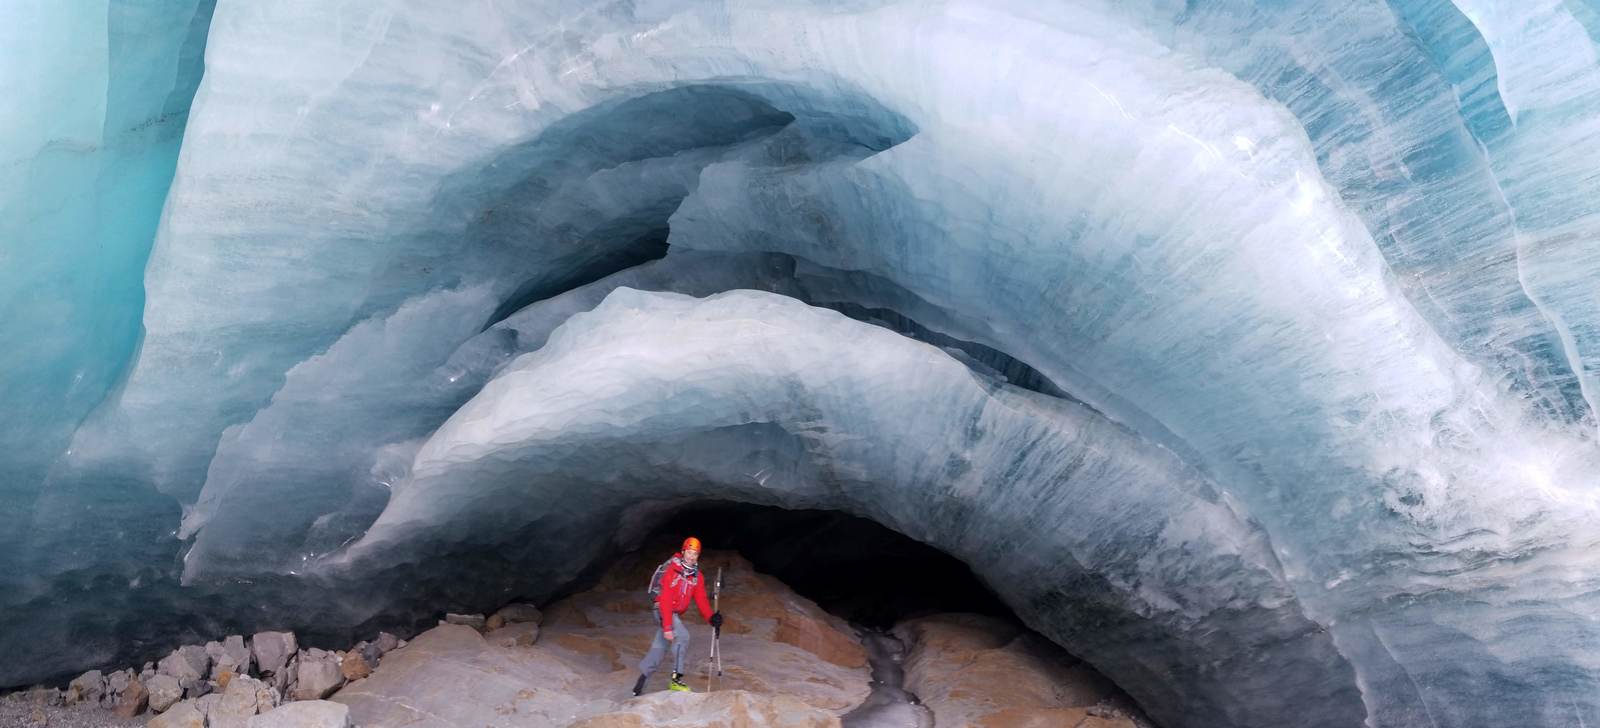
[148,698,206,728]
[186,679,213,699]
[247,700,351,728]
[252,631,298,676]
[208,635,254,678]
[895,614,1140,728]
[332,624,573,726]
[114,676,148,718]
[104,668,133,707]
[338,651,370,681]
[487,621,540,648]
[347,640,379,668]
[372,632,400,655]
[160,645,212,683]
[485,613,506,631]
[289,649,344,701]
[22,687,63,706]
[208,674,278,728]
[158,644,213,698]
[64,669,103,706]
[147,674,184,713]
[492,603,543,625]
[443,613,486,631]
[265,655,294,694]
[196,693,224,720]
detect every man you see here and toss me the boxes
[632,536,724,695]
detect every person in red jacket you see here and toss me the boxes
[632,536,724,695]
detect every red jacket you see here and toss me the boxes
[656,552,713,629]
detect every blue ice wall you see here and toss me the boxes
[0,0,214,571]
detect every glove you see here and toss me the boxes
[709,611,724,629]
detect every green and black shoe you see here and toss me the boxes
[668,672,692,692]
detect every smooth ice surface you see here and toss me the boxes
[7,1,1600,727]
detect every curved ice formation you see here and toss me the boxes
[338,287,1359,727]
[6,0,1600,726]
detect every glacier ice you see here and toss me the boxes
[6,1,1600,727]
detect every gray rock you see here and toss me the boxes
[493,603,543,625]
[289,650,344,701]
[247,700,351,728]
[443,613,486,630]
[372,632,400,655]
[64,669,103,706]
[101,668,133,708]
[208,635,254,678]
[140,665,157,684]
[149,698,206,728]
[156,654,196,682]
[147,674,184,713]
[268,658,295,695]
[114,676,148,718]
[22,687,62,707]
[157,645,213,699]
[252,631,298,675]
[488,621,540,648]
[350,640,381,668]
[184,676,213,700]
[159,644,212,683]
[196,692,223,719]
[208,674,278,728]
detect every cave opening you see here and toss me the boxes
[631,501,1012,629]
[515,499,1158,727]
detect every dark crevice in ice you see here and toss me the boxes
[641,502,1011,627]
[481,228,672,331]
[821,302,1077,402]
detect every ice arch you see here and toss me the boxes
[334,288,1362,728]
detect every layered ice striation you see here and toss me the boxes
[6,1,1600,726]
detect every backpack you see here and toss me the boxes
[646,557,699,604]
[646,558,673,602]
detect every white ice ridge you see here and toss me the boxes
[5,1,1600,726]
[337,287,1353,727]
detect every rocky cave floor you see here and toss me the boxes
[1,549,1152,728]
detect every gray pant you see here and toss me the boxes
[639,613,689,676]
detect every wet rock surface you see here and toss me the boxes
[895,614,1151,728]
[0,548,1152,728]
[334,549,871,726]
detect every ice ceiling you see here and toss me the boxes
[6,1,1600,726]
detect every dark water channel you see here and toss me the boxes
[841,627,934,728]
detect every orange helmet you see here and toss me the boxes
[682,536,703,553]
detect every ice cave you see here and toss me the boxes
[6,0,1600,726]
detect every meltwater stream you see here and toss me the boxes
[841,627,934,728]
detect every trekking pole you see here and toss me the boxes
[707,567,722,692]
[715,567,723,678]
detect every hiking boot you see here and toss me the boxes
[632,674,648,696]
[668,672,691,692]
